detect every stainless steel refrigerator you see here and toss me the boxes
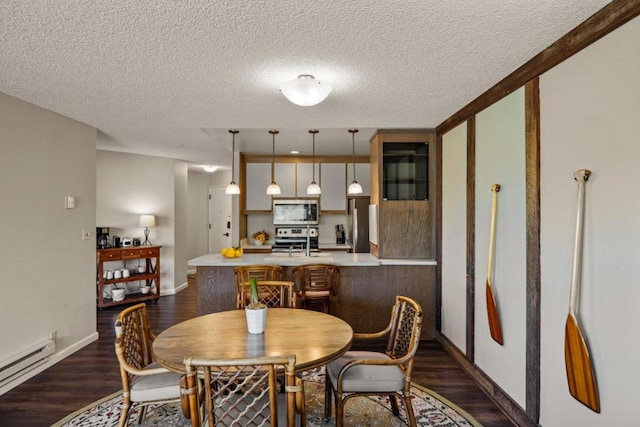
[348,197,370,253]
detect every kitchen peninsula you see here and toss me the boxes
[188,253,436,338]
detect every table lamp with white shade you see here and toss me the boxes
[139,214,156,246]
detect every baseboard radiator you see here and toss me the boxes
[0,339,55,386]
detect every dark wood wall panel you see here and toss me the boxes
[196,266,236,315]
[524,78,541,423]
[435,135,443,331]
[334,265,436,339]
[379,200,432,259]
[466,117,476,362]
[196,264,436,339]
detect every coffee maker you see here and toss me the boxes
[96,227,110,249]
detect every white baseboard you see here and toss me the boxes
[0,332,99,396]
[162,281,188,295]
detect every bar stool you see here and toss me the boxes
[234,265,283,309]
[292,264,340,313]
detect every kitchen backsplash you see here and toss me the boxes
[247,213,349,244]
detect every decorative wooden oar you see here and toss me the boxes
[565,169,600,413]
[486,183,504,345]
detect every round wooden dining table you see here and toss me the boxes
[152,308,354,373]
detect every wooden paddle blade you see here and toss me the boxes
[564,314,600,413]
[486,279,503,345]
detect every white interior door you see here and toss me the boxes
[209,186,233,253]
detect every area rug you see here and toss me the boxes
[53,369,482,426]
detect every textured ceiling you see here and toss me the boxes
[0,0,612,171]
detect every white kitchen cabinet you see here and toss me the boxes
[275,163,296,197]
[347,163,371,196]
[296,162,320,197]
[245,163,295,210]
[245,163,272,211]
[320,163,347,212]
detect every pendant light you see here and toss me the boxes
[266,130,281,195]
[348,129,363,194]
[225,130,240,195]
[347,129,362,194]
[306,129,321,195]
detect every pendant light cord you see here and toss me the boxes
[231,132,236,181]
[268,130,280,185]
[349,129,359,181]
[352,133,356,178]
[309,129,319,185]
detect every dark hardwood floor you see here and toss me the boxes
[0,276,515,426]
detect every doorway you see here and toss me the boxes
[209,185,233,253]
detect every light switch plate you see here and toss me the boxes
[65,196,75,209]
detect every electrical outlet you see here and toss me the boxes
[82,229,91,240]
[50,330,57,340]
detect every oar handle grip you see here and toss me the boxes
[487,184,500,282]
[570,169,591,315]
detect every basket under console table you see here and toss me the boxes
[96,245,161,308]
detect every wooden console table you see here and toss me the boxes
[96,245,161,308]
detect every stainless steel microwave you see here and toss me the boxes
[273,199,319,225]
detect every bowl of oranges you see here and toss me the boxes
[221,246,243,258]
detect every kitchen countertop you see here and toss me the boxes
[188,252,437,267]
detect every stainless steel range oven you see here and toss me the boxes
[272,199,319,226]
[271,227,319,253]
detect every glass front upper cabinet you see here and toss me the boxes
[382,142,428,200]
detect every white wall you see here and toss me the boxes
[539,15,640,425]
[97,150,183,293]
[475,88,527,407]
[173,161,188,288]
[187,171,211,261]
[0,92,97,392]
[441,122,467,352]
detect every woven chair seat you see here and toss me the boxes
[130,364,182,402]
[301,290,331,298]
[326,351,404,393]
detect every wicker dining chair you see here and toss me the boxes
[182,354,302,427]
[234,265,284,309]
[237,280,297,309]
[291,264,340,313]
[324,295,423,427]
[114,303,183,427]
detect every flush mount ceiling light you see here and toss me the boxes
[226,130,240,195]
[202,165,218,173]
[347,129,363,195]
[280,75,332,107]
[266,130,281,195]
[306,129,321,195]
